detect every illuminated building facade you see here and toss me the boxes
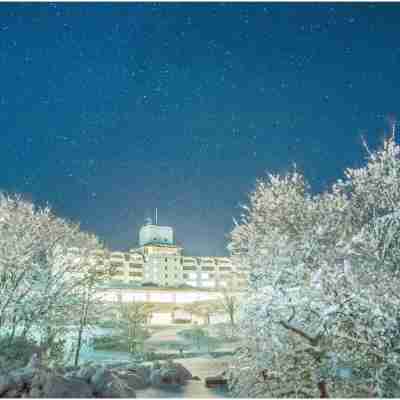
[70,218,248,290]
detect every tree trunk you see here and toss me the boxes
[43,327,56,361]
[74,292,89,367]
[230,313,235,338]
[74,315,85,367]
[318,381,329,398]
[131,324,137,354]
[8,313,18,344]
[20,317,33,338]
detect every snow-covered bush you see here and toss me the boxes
[228,133,400,397]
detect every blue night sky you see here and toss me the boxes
[1,2,400,255]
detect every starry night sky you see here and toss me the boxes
[1,2,400,255]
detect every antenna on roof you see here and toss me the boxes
[155,208,158,225]
[387,114,397,139]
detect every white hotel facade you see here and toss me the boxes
[84,219,248,291]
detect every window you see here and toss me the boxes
[110,261,123,267]
[165,274,168,278]
[183,266,196,271]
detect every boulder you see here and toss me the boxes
[165,361,192,381]
[90,367,136,398]
[150,368,181,390]
[125,365,152,386]
[205,375,228,388]
[0,374,16,396]
[96,378,136,398]
[114,370,147,390]
[2,388,20,398]
[150,369,168,389]
[75,365,98,383]
[149,361,193,389]
[41,373,93,398]
[0,354,42,397]
[63,365,80,374]
[90,367,114,394]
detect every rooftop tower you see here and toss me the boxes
[138,210,174,247]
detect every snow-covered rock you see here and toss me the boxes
[0,374,17,396]
[90,366,136,398]
[149,361,192,389]
[114,370,148,390]
[74,365,98,383]
[125,364,152,386]
[41,374,93,398]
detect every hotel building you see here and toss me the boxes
[72,219,248,290]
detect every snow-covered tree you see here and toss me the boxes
[0,193,104,362]
[115,297,153,354]
[228,132,400,398]
[218,288,240,337]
